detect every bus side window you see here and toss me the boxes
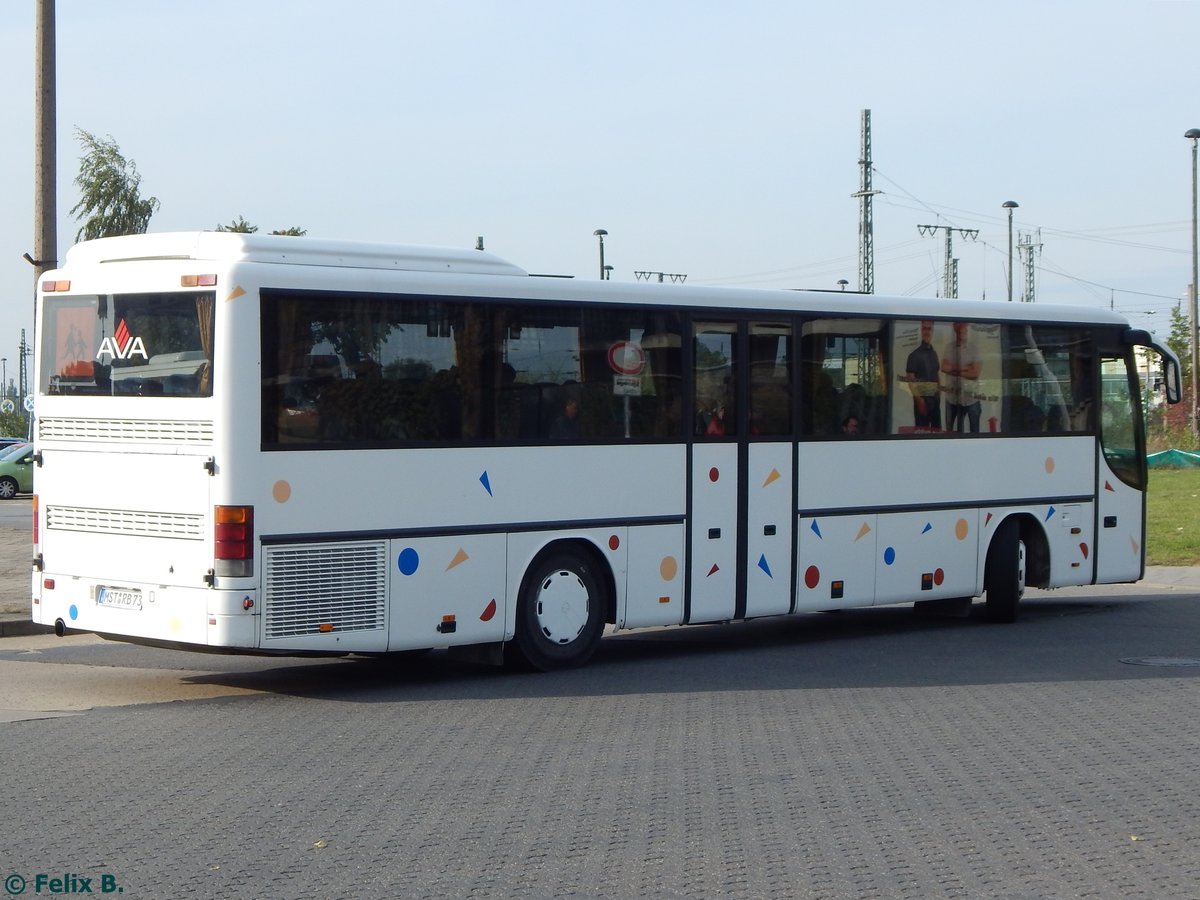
[749,323,791,437]
[800,319,888,437]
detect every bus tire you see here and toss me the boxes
[510,548,606,671]
[984,518,1025,623]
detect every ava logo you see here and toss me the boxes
[96,319,148,362]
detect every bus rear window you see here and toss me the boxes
[41,292,215,397]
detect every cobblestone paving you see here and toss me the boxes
[2,593,1200,898]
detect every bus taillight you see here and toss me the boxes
[32,494,38,547]
[214,505,254,577]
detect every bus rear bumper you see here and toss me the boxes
[32,575,259,650]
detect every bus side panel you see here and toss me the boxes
[387,533,508,652]
[797,436,1095,513]
[796,514,878,611]
[1046,502,1096,587]
[1094,445,1144,584]
[621,523,685,629]
[873,510,979,606]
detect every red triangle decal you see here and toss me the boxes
[707,564,720,577]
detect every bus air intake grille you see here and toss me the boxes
[264,542,387,639]
[47,505,205,539]
[37,417,214,445]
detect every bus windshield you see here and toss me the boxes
[40,291,214,397]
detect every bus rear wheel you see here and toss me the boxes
[984,518,1025,623]
[510,548,606,671]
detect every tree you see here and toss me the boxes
[215,216,257,233]
[1168,300,1192,381]
[215,218,306,236]
[0,409,30,441]
[70,129,160,241]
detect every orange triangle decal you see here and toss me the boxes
[762,468,781,488]
[446,548,470,570]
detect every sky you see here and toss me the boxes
[2,1,1199,393]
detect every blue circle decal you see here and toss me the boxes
[883,547,896,566]
[69,604,79,621]
[398,548,420,576]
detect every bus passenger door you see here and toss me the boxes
[690,322,739,623]
[744,322,794,618]
[1095,353,1146,583]
[689,321,795,624]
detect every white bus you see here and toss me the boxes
[31,232,1181,669]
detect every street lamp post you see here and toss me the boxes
[1002,201,1019,302]
[593,229,608,280]
[1187,129,1200,439]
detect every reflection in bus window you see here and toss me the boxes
[800,319,888,436]
[261,292,682,447]
[1000,326,1093,434]
[693,323,737,438]
[749,322,792,436]
[40,292,214,397]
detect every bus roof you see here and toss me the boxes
[60,231,529,277]
[56,231,1133,330]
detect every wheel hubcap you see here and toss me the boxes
[535,569,590,644]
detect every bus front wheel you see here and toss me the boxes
[510,548,606,671]
[984,518,1025,623]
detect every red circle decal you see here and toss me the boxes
[804,565,820,589]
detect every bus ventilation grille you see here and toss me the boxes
[47,505,204,539]
[263,541,387,639]
[37,417,215,444]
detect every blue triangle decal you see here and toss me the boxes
[480,471,493,497]
[810,520,822,539]
[757,554,773,578]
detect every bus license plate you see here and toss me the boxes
[97,586,143,611]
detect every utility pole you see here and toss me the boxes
[633,270,687,283]
[851,109,881,294]
[33,0,57,285]
[917,224,978,298]
[1017,229,1042,302]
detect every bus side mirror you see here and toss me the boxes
[1163,356,1181,404]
